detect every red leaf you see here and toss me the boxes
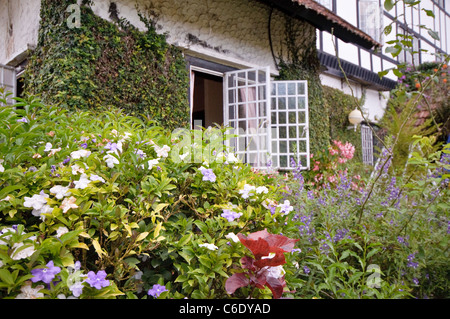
[254,248,286,268]
[238,235,271,260]
[240,256,256,271]
[225,273,250,295]
[265,275,286,299]
[238,229,299,264]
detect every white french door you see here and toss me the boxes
[224,67,310,170]
[224,67,271,168]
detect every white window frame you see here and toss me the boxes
[359,0,382,42]
[0,64,16,105]
[270,80,310,170]
[361,124,374,166]
[224,67,310,170]
[223,67,271,168]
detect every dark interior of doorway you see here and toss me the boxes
[192,71,223,129]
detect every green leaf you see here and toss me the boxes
[178,233,192,247]
[136,231,149,242]
[384,0,395,11]
[0,269,14,285]
[428,30,440,41]
[423,9,435,18]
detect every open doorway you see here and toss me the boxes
[191,70,223,129]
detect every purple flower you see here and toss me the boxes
[17,117,28,123]
[407,253,419,269]
[85,270,110,290]
[303,266,310,275]
[221,209,242,222]
[80,143,88,149]
[200,168,216,182]
[69,281,85,297]
[31,260,61,284]
[105,142,119,153]
[397,236,409,246]
[148,284,168,298]
[62,156,71,165]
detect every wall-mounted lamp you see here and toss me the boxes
[348,108,364,131]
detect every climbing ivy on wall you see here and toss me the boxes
[24,0,190,130]
[275,18,329,156]
[323,86,363,163]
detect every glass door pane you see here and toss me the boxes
[270,80,310,170]
[223,67,270,168]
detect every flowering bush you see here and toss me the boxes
[0,92,290,299]
[0,90,448,299]
[302,140,364,190]
[280,140,449,299]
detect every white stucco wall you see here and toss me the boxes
[89,0,309,74]
[0,0,41,65]
[1,0,387,123]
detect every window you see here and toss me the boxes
[316,0,333,10]
[0,64,16,105]
[359,0,382,42]
[361,124,374,166]
[224,67,310,170]
[397,28,420,65]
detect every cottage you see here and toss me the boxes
[1,0,447,169]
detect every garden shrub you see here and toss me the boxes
[0,89,448,299]
[0,90,295,299]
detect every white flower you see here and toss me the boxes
[147,158,159,169]
[0,195,10,202]
[15,281,44,299]
[225,232,240,243]
[239,184,256,199]
[70,149,91,159]
[48,147,61,157]
[0,227,15,245]
[44,142,53,152]
[277,200,293,215]
[90,174,105,183]
[11,242,36,260]
[60,196,78,213]
[71,164,85,175]
[23,192,49,211]
[32,204,53,221]
[0,159,4,172]
[263,265,286,279]
[179,152,189,161]
[199,243,218,251]
[154,145,170,158]
[56,226,69,238]
[74,174,91,189]
[119,132,132,142]
[226,152,239,163]
[103,154,119,168]
[50,185,71,200]
[256,186,269,194]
